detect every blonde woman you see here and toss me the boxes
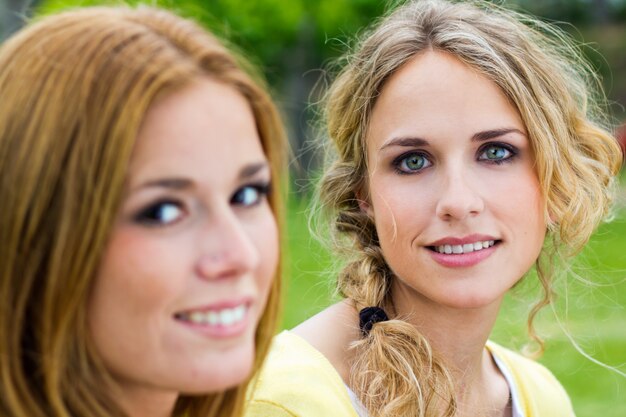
[0,6,286,417]
[247,1,622,416]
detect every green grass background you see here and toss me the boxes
[281,183,626,417]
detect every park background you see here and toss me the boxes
[1,0,624,415]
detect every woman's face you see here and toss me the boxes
[88,77,278,406]
[364,51,546,311]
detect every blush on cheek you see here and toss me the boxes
[98,229,182,307]
[91,230,168,320]
[251,211,279,323]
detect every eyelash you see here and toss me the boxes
[134,199,185,227]
[477,142,518,165]
[392,151,433,175]
[231,182,271,207]
[392,142,518,175]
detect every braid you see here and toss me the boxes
[339,245,456,416]
[338,246,388,308]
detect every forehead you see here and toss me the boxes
[127,77,266,188]
[367,50,525,148]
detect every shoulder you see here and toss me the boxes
[245,331,360,417]
[487,341,576,417]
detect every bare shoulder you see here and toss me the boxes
[292,299,360,383]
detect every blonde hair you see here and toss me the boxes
[316,0,622,415]
[0,6,286,417]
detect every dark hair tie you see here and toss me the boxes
[359,306,389,336]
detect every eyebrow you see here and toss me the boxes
[471,128,526,142]
[239,161,269,179]
[380,137,428,150]
[380,128,525,151]
[136,178,192,190]
[131,161,270,192]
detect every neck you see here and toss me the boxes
[390,281,503,390]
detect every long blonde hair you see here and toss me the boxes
[316,0,622,415]
[0,6,286,417]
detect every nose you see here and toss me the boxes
[195,209,260,280]
[435,168,484,222]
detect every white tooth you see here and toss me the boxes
[208,311,219,325]
[462,243,474,253]
[444,245,452,254]
[481,241,489,248]
[452,245,463,254]
[489,240,495,247]
[220,309,235,326]
[437,245,444,253]
[190,312,204,324]
[473,242,482,251]
[234,305,246,321]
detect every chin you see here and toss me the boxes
[180,340,256,394]
[444,299,494,310]
[436,289,504,310]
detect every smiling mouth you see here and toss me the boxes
[174,304,248,327]
[428,240,499,255]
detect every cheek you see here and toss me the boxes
[520,191,547,256]
[503,174,546,230]
[89,229,183,327]
[247,207,279,305]
[369,177,434,248]
[492,172,547,262]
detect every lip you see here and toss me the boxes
[174,297,255,339]
[427,234,498,246]
[428,244,497,268]
[178,297,254,314]
[426,234,500,268]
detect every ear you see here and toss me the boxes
[356,189,374,218]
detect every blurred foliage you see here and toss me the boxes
[37,0,387,84]
[35,0,626,76]
[515,0,624,24]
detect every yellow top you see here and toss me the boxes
[485,341,575,417]
[246,331,575,417]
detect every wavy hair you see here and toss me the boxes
[315,0,622,415]
[0,6,286,417]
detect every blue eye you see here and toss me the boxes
[135,201,184,226]
[395,152,432,174]
[231,183,270,207]
[478,144,515,163]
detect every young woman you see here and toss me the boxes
[0,6,286,417]
[246,1,622,416]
